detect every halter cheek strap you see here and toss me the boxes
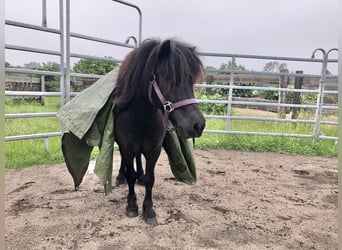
[148,77,198,131]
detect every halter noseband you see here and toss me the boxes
[148,75,198,131]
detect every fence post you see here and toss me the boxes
[226,56,235,131]
[291,70,303,119]
[312,48,337,141]
[40,75,45,105]
[278,69,289,118]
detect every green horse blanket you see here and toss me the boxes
[56,68,197,195]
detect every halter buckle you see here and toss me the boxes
[163,101,174,113]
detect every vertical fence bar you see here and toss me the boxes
[278,69,289,118]
[291,70,303,120]
[312,48,338,141]
[226,56,235,131]
[312,49,327,141]
[42,0,47,27]
[59,0,65,134]
[44,137,49,151]
[65,0,71,103]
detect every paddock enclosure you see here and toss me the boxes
[5,0,338,144]
[4,1,338,249]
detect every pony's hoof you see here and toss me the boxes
[126,206,138,218]
[137,178,145,186]
[115,177,126,186]
[144,215,157,225]
[143,208,157,224]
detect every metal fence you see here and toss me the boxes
[197,50,338,142]
[5,0,65,144]
[4,0,141,147]
[4,0,339,146]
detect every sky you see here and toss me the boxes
[4,0,339,74]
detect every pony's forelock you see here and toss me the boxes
[113,38,203,106]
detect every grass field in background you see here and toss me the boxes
[4,97,338,169]
[196,118,337,157]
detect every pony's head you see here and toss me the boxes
[113,38,205,138]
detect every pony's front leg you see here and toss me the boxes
[124,158,138,218]
[142,148,161,224]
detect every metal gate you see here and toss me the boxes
[4,0,142,147]
[198,50,338,141]
[4,0,339,146]
[5,0,65,143]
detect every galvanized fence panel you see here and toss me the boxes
[4,0,142,148]
[197,50,338,141]
[64,0,142,102]
[5,0,65,144]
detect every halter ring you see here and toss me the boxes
[163,101,174,113]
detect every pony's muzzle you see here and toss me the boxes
[194,121,205,136]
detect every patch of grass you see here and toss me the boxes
[5,97,103,169]
[195,118,337,157]
[5,98,338,169]
[5,97,63,169]
[5,138,64,169]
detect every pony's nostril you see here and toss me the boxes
[194,122,204,134]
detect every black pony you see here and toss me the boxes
[112,38,205,224]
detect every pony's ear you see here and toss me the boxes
[158,40,172,61]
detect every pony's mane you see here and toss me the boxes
[112,38,203,107]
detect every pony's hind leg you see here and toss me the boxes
[123,157,138,218]
[115,160,126,186]
[116,154,144,186]
[136,154,144,185]
[142,148,161,224]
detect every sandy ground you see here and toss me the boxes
[5,150,337,250]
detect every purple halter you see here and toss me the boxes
[148,75,198,131]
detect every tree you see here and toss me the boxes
[220,61,246,72]
[72,57,118,75]
[32,62,60,81]
[263,61,287,72]
[218,61,253,97]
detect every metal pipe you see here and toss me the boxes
[311,48,338,141]
[5,132,62,141]
[42,0,47,27]
[112,0,142,44]
[5,44,61,56]
[204,130,314,139]
[5,91,62,96]
[5,20,60,33]
[125,36,138,47]
[70,53,123,63]
[225,57,235,131]
[114,0,141,44]
[59,0,65,133]
[5,68,61,76]
[70,32,136,48]
[5,112,57,119]
[200,51,337,63]
[65,0,71,103]
[195,84,321,94]
[69,72,103,79]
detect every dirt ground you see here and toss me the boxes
[5,150,337,250]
